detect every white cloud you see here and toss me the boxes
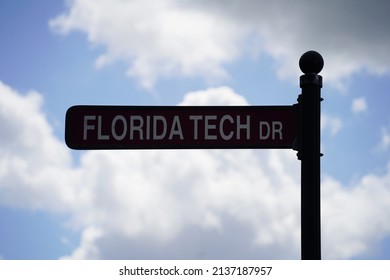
[379,127,390,151]
[61,227,102,260]
[179,86,249,106]
[0,81,79,212]
[184,0,390,88]
[50,0,246,89]
[2,82,390,259]
[321,114,342,136]
[322,168,390,259]
[50,0,390,89]
[351,97,367,114]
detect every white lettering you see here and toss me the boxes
[219,115,234,140]
[83,115,96,140]
[111,115,127,140]
[189,115,203,140]
[272,121,283,140]
[153,116,167,140]
[169,116,184,140]
[259,121,270,139]
[205,115,217,140]
[130,116,144,140]
[259,121,283,140]
[146,116,150,140]
[98,115,109,140]
[237,116,250,140]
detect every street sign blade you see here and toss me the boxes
[65,105,296,150]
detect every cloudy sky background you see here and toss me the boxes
[1,0,390,259]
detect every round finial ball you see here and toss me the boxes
[299,50,324,74]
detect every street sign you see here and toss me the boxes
[65,105,296,150]
[64,50,324,260]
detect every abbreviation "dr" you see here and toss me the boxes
[259,121,283,140]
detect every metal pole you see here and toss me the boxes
[297,50,323,260]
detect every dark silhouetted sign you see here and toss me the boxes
[65,105,296,150]
[64,51,325,260]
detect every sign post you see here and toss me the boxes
[296,51,324,260]
[65,51,324,260]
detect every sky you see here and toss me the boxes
[1,0,390,260]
